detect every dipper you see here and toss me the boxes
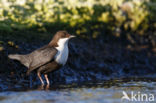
[8,31,75,85]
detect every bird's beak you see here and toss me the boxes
[70,35,76,38]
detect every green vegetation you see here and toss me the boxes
[0,0,156,46]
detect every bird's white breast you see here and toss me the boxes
[54,38,69,65]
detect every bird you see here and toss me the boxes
[8,31,75,85]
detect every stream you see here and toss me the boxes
[0,78,156,103]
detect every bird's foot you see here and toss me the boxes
[45,84,50,90]
[37,85,44,90]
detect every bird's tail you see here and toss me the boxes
[8,54,21,61]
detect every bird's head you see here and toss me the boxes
[49,31,75,47]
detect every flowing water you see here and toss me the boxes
[0,78,156,103]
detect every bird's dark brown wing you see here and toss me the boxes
[26,46,58,75]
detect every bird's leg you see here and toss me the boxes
[37,72,44,85]
[44,74,50,85]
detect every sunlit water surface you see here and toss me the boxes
[0,78,156,103]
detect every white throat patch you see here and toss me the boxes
[54,38,69,65]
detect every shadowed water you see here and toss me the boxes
[0,78,156,103]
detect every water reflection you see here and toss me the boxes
[0,78,156,103]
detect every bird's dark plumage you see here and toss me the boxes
[9,45,58,75]
[26,46,58,75]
